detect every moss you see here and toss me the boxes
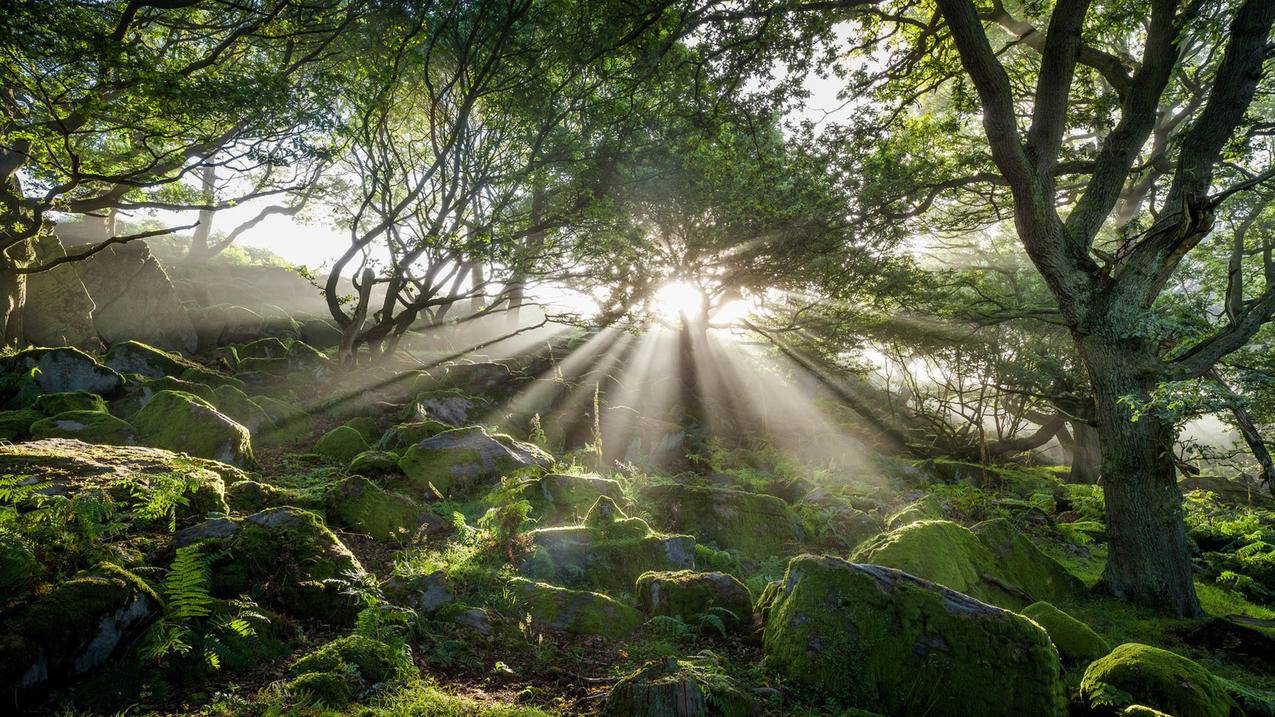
[314,425,369,464]
[397,426,550,496]
[349,449,400,476]
[102,340,193,378]
[6,346,123,397]
[635,570,752,630]
[762,554,1066,716]
[326,475,424,542]
[523,513,696,592]
[524,473,624,523]
[1079,643,1241,717]
[507,577,642,637]
[285,671,352,706]
[211,384,270,431]
[238,337,291,360]
[32,391,107,415]
[885,494,944,528]
[0,528,39,594]
[1021,601,1110,664]
[288,634,402,683]
[641,483,801,557]
[30,410,137,444]
[0,409,41,441]
[851,519,1080,609]
[225,479,316,513]
[131,390,254,467]
[602,657,754,717]
[383,420,451,450]
[344,416,379,442]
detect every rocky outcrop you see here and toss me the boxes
[78,241,197,353]
[4,347,123,397]
[762,555,1066,716]
[524,472,625,523]
[507,577,642,637]
[131,390,254,467]
[22,232,99,349]
[324,475,431,542]
[635,570,753,633]
[1080,643,1241,717]
[642,483,800,556]
[397,426,551,496]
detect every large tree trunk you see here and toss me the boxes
[1079,336,1202,616]
[187,163,217,262]
[1069,421,1101,484]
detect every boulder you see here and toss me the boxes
[522,497,695,591]
[348,449,400,476]
[288,634,402,684]
[0,439,232,522]
[404,389,484,426]
[131,390,254,467]
[885,494,944,528]
[1080,643,1241,717]
[383,570,454,614]
[850,519,1081,609]
[238,337,291,360]
[4,347,123,397]
[642,483,800,556]
[0,409,41,441]
[103,340,188,378]
[225,479,315,514]
[343,416,379,442]
[30,410,137,444]
[507,577,642,637]
[381,420,450,451]
[0,566,159,692]
[78,241,197,353]
[299,318,344,348]
[602,657,755,717]
[324,475,429,542]
[253,394,315,446]
[211,384,272,432]
[314,425,369,464]
[762,555,1066,716]
[635,570,753,632]
[189,304,266,350]
[284,671,351,706]
[32,391,107,415]
[524,472,625,522]
[21,232,99,350]
[398,426,551,496]
[1021,601,1110,664]
[175,506,365,623]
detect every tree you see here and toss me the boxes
[842,0,1275,615]
[1,0,357,338]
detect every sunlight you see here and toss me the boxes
[650,280,705,321]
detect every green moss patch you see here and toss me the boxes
[507,577,642,637]
[641,483,800,557]
[131,390,254,467]
[1021,601,1110,664]
[1080,643,1241,717]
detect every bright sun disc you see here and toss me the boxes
[651,280,704,321]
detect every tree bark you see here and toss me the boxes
[187,162,217,262]
[1079,335,1202,616]
[1068,420,1101,484]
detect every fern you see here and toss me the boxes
[166,545,214,620]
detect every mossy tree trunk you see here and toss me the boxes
[1079,333,1201,617]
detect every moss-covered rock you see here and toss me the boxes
[212,384,272,432]
[0,409,42,441]
[0,565,159,691]
[0,438,231,522]
[398,426,551,496]
[252,394,315,446]
[641,483,800,556]
[32,391,107,416]
[348,449,400,476]
[344,416,379,442]
[1079,643,1241,717]
[288,634,402,683]
[174,506,365,623]
[404,389,484,426]
[885,494,944,528]
[285,671,353,706]
[1021,601,1109,664]
[238,337,291,360]
[4,346,123,397]
[30,410,137,444]
[762,555,1066,716]
[507,577,642,637]
[381,420,451,451]
[0,528,39,594]
[102,340,189,378]
[131,390,254,467]
[325,475,427,542]
[850,519,1080,609]
[522,498,696,591]
[972,518,1085,601]
[314,425,369,464]
[225,479,317,513]
[524,472,625,523]
[602,657,755,717]
[635,570,752,632]
[113,374,219,417]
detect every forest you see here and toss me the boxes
[1,0,1274,715]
